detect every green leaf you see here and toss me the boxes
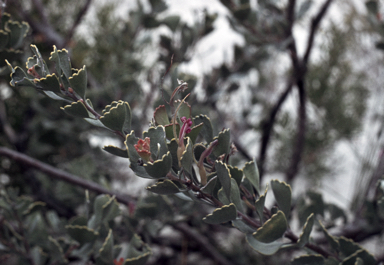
[49,46,72,79]
[61,101,89,118]
[84,118,111,130]
[30,246,49,265]
[69,65,87,99]
[103,145,129,158]
[228,165,243,187]
[161,15,180,31]
[0,31,8,50]
[144,152,172,179]
[291,255,324,265]
[232,219,255,233]
[271,179,292,219]
[168,138,180,171]
[215,161,232,201]
[126,234,151,265]
[213,129,231,156]
[66,225,99,245]
[339,237,376,265]
[98,229,114,263]
[143,126,168,159]
[252,210,287,243]
[154,105,169,125]
[47,236,67,263]
[180,137,193,175]
[255,185,268,223]
[90,194,120,230]
[187,122,203,144]
[318,221,339,250]
[246,234,285,255]
[125,132,152,179]
[35,74,61,94]
[177,101,191,120]
[297,213,314,248]
[201,175,218,195]
[146,179,180,195]
[6,20,30,49]
[243,159,260,195]
[193,114,214,143]
[100,101,131,132]
[203,203,237,224]
[230,178,244,213]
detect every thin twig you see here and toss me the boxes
[0,147,135,205]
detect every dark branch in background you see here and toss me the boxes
[0,147,135,205]
[173,223,235,265]
[284,0,334,182]
[64,0,92,47]
[258,79,294,179]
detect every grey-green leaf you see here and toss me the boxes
[203,203,237,224]
[144,152,172,179]
[297,213,314,248]
[271,179,292,219]
[252,210,287,243]
[246,234,285,255]
[243,159,260,195]
[291,255,324,265]
[69,65,87,99]
[146,179,180,195]
[215,161,232,201]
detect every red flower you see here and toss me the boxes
[134,137,152,162]
[114,257,124,265]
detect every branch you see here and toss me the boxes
[258,79,294,179]
[0,147,135,205]
[173,222,235,265]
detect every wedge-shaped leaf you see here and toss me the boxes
[168,138,180,171]
[9,66,32,87]
[84,118,111,130]
[154,105,169,125]
[297,213,314,248]
[31,246,49,265]
[177,101,191,120]
[165,123,180,140]
[69,65,87,99]
[203,203,237,224]
[188,122,203,144]
[162,15,180,31]
[291,255,324,265]
[49,46,71,79]
[47,236,67,263]
[201,175,217,195]
[228,165,243,187]
[6,20,30,49]
[146,179,180,195]
[35,74,61,94]
[100,101,131,132]
[213,129,231,156]
[89,194,120,230]
[339,237,376,265]
[65,225,98,245]
[319,221,339,250]
[252,210,287,243]
[180,137,193,175]
[193,114,213,143]
[0,31,8,50]
[246,234,285,255]
[144,152,172,179]
[230,178,244,213]
[232,219,255,233]
[143,126,168,159]
[218,187,230,205]
[126,234,151,265]
[125,132,152,179]
[255,185,268,223]
[44,90,69,102]
[61,101,89,118]
[271,179,292,219]
[216,161,231,200]
[103,145,128,158]
[243,159,260,195]
[99,229,114,263]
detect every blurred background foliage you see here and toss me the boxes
[1,0,384,264]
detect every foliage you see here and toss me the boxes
[1,1,384,264]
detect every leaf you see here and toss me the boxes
[228,165,243,187]
[201,175,218,195]
[61,101,89,118]
[89,194,120,230]
[144,152,172,179]
[69,65,87,99]
[84,118,111,130]
[203,203,237,224]
[252,211,287,243]
[126,234,152,265]
[154,105,169,125]
[318,221,339,250]
[99,229,114,263]
[103,145,128,158]
[255,185,268,223]
[215,161,232,201]
[339,237,376,265]
[6,20,30,49]
[291,255,324,265]
[271,179,292,219]
[232,219,255,233]
[180,137,193,175]
[167,138,180,171]
[49,46,72,79]
[212,129,231,156]
[230,178,244,213]
[100,101,131,132]
[297,213,314,248]
[125,132,152,179]
[177,101,191,120]
[193,114,213,143]
[366,1,378,15]
[143,126,168,159]
[246,234,285,255]
[146,179,180,195]
[34,74,61,93]
[161,15,180,31]
[243,159,260,195]
[65,225,99,245]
